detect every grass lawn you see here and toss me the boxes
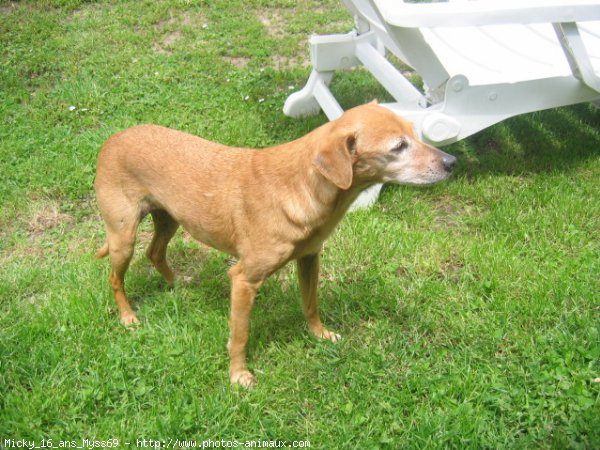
[1,0,599,448]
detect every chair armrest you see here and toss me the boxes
[375,0,600,28]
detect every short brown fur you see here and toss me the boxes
[95,103,456,388]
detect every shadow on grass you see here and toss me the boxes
[125,244,307,349]
[454,103,600,178]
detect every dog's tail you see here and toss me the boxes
[96,242,109,259]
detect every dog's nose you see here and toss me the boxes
[442,154,457,172]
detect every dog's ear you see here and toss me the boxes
[313,133,356,190]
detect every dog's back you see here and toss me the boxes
[95,124,254,253]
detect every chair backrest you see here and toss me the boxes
[346,0,600,92]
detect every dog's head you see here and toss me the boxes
[313,103,456,189]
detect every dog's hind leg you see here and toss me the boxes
[146,210,179,286]
[103,207,141,327]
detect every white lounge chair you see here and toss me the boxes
[284,0,600,208]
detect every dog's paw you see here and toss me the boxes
[230,370,256,389]
[314,328,342,343]
[120,313,140,328]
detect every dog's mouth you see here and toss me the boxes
[386,161,456,186]
[393,171,452,186]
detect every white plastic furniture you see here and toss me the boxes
[284,0,600,208]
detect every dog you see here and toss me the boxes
[95,102,456,388]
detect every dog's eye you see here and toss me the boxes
[391,139,409,153]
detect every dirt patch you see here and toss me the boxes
[163,30,183,47]
[255,6,350,70]
[223,56,250,68]
[156,11,202,29]
[155,16,177,29]
[27,203,74,237]
[67,2,113,23]
[152,10,206,55]
[1,198,95,265]
[0,2,18,15]
[1,241,45,263]
[257,9,288,39]
[436,254,466,280]
[270,53,310,70]
[153,31,183,55]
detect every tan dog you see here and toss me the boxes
[95,103,456,388]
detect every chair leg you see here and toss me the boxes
[350,183,384,211]
[284,70,340,118]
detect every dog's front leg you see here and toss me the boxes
[297,254,341,342]
[227,263,262,388]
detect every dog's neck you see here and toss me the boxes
[270,138,375,219]
[250,126,377,247]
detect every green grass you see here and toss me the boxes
[1,1,599,448]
